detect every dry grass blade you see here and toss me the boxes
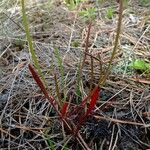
[94,115,147,126]
[0,128,16,139]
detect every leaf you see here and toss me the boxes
[85,86,100,116]
[61,102,69,118]
[129,59,147,71]
[106,7,114,19]
[145,63,150,70]
[28,64,60,110]
[71,86,100,118]
[79,8,96,20]
[75,85,100,133]
[69,94,90,117]
[29,64,73,133]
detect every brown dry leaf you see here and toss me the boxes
[129,77,150,84]
[142,112,150,118]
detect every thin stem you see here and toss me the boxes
[99,0,123,86]
[79,20,92,79]
[21,0,47,87]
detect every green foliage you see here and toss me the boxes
[79,7,96,20]
[129,59,150,71]
[14,39,25,48]
[106,7,114,19]
[72,40,80,47]
[140,0,150,6]
[45,136,56,150]
[65,0,85,10]
[64,0,96,21]
[43,129,56,150]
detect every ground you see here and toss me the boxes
[0,0,150,149]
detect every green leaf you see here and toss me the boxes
[140,0,150,6]
[79,7,96,20]
[145,63,150,70]
[106,7,114,19]
[129,59,147,71]
[65,0,85,10]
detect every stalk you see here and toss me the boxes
[99,0,124,86]
[21,0,47,87]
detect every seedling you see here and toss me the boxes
[22,0,124,149]
[106,7,114,19]
[64,0,85,10]
[29,64,100,149]
[129,59,150,72]
[43,133,56,150]
[79,7,97,21]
